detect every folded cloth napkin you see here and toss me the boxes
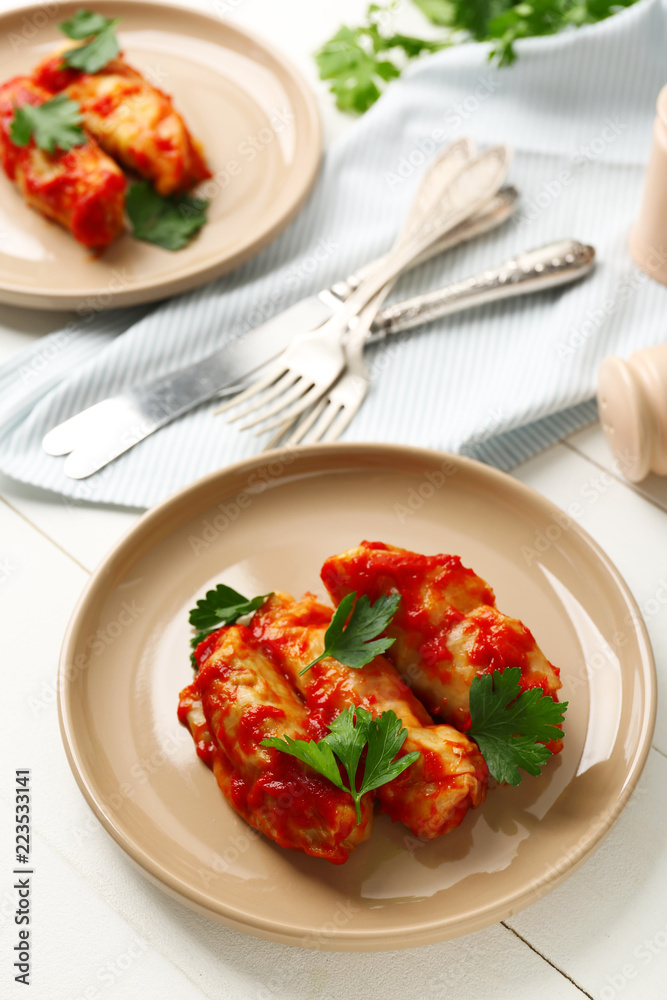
[1,0,666,508]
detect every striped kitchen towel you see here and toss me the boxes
[1,0,666,507]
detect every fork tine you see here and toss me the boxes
[320,394,365,443]
[226,373,298,425]
[213,365,288,417]
[299,398,343,445]
[260,394,326,451]
[262,418,297,451]
[254,382,329,435]
[227,370,301,425]
[281,396,328,446]
[239,377,314,431]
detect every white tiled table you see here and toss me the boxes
[1,2,667,998]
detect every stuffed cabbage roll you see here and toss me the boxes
[178,623,372,864]
[0,76,125,248]
[251,592,488,840]
[34,51,210,196]
[321,541,563,752]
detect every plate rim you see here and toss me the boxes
[0,0,322,310]
[57,442,658,950]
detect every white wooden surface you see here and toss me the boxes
[1,2,666,998]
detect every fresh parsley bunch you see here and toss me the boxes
[316,0,641,112]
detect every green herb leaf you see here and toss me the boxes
[262,706,420,823]
[126,182,209,251]
[315,24,398,114]
[189,583,270,631]
[468,667,567,785]
[411,0,457,26]
[314,8,445,114]
[260,734,347,792]
[358,707,420,790]
[299,591,400,674]
[10,95,86,153]
[320,704,371,800]
[60,10,121,74]
[60,9,115,39]
[188,583,272,668]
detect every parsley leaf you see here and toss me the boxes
[261,733,346,790]
[10,95,86,153]
[60,10,121,74]
[188,583,270,631]
[347,707,420,793]
[126,182,209,251]
[314,7,445,114]
[188,583,272,667]
[468,667,567,785]
[262,706,420,823]
[411,0,457,25]
[299,590,400,674]
[315,25,400,115]
[321,704,371,797]
[60,9,114,39]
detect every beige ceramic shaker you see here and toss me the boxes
[629,84,667,283]
[598,345,667,481]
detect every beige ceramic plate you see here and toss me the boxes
[0,0,321,310]
[58,445,656,950]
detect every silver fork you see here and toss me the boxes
[263,147,519,447]
[267,239,597,447]
[262,175,519,447]
[215,143,512,435]
[213,136,477,428]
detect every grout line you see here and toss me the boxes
[562,440,667,516]
[654,745,667,761]
[502,923,596,999]
[0,493,90,575]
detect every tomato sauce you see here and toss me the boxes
[32,55,81,94]
[467,607,534,673]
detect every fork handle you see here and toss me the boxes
[332,187,518,300]
[369,240,596,340]
[329,146,512,332]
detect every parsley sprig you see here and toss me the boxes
[299,591,400,674]
[468,667,567,784]
[262,706,420,823]
[60,9,121,74]
[315,4,446,114]
[126,182,209,251]
[316,0,640,112]
[188,583,272,666]
[10,95,86,154]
